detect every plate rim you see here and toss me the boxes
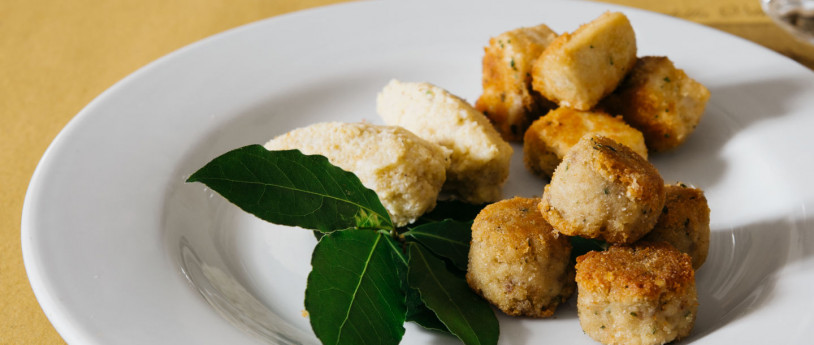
[21,0,814,344]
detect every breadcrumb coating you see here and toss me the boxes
[524,107,647,178]
[575,242,697,345]
[576,243,695,299]
[599,56,710,152]
[475,24,559,141]
[540,135,665,244]
[641,183,710,269]
[377,80,513,204]
[532,12,637,110]
[467,197,574,317]
[264,122,450,227]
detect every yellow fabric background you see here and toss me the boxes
[1,0,811,343]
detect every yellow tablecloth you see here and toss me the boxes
[2,0,811,343]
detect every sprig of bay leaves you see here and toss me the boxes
[187,145,498,345]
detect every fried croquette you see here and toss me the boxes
[599,56,710,152]
[640,183,710,269]
[376,80,513,204]
[523,107,647,178]
[466,197,574,317]
[264,122,450,227]
[539,135,665,244]
[475,24,559,141]
[531,12,637,110]
[576,242,698,345]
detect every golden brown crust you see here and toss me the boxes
[523,135,562,178]
[523,107,647,178]
[531,12,637,110]
[575,242,698,344]
[588,136,662,202]
[641,183,710,269]
[576,242,695,299]
[467,197,574,318]
[471,197,559,244]
[599,56,710,152]
[264,122,449,227]
[539,135,665,244]
[476,24,559,141]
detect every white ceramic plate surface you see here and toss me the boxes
[23,0,814,344]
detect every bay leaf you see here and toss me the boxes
[410,200,486,226]
[305,229,406,345]
[187,145,392,232]
[407,243,499,345]
[383,235,450,334]
[404,220,471,271]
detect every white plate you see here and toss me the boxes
[22,0,814,344]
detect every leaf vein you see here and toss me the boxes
[335,235,382,344]
[198,176,387,224]
[417,247,480,345]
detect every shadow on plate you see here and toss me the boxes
[652,76,807,190]
[179,236,317,345]
[684,207,813,342]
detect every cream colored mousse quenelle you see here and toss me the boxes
[264,122,450,227]
[377,80,513,204]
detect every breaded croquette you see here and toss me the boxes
[376,80,513,204]
[539,135,665,244]
[264,122,450,227]
[576,242,698,345]
[532,12,637,110]
[467,197,574,317]
[599,56,710,152]
[640,183,710,269]
[475,24,559,141]
[523,107,647,178]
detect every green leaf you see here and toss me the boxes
[570,236,609,261]
[407,243,499,345]
[313,230,325,241]
[411,200,486,226]
[305,229,406,345]
[383,234,451,334]
[187,145,392,232]
[404,220,472,271]
[382,232,407,268]
[405,302,451,334]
